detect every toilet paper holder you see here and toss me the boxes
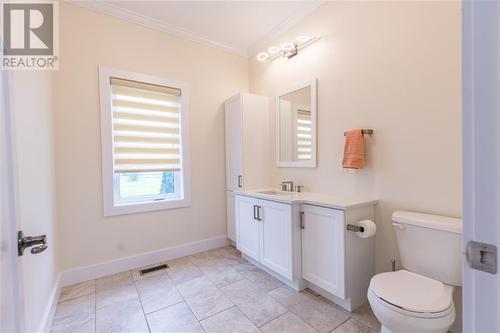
[346,224,364,232]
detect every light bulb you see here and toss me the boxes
[296,34,313,44]
[281,42,295,51]
[268,46,281,55]
[256,52,269,62]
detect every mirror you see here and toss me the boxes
[277,79,317,167]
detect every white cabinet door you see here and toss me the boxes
[225,96,243,190]
[302,205,346,299]
[259,200,293,280]
[226,191,235,241]
[235,195,259,261]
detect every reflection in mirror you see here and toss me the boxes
[278,85,314,165]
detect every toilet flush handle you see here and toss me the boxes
[392,223,405,230]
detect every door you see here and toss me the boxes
[0,65,24,332]
[235,195,259,261]
[225,95,243,190]
[302,205,345,299]
[259,200,292,280]
[462,2,500,332]
[226,190,235,241]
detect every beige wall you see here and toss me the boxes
[11,71,58,332]
[54,3,248,270]
[249,1,462,273]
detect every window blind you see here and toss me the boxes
[110,77,182,173]
[296,109,312,160]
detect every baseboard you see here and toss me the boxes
[38,273,61,333]
[59,235,229,287]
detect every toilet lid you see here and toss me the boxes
[370,270,453,313]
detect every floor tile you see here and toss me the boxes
[176,275,234,320]
[147,302,205,333]
[200,306,260,333]
[59,280,95,302]
[51,294,95,333]
[166,259,204,285]
[233,263,283,292]
[332,318,376,333]
[268,286,349,333]
[197,260,244,288]
[211,246,247,266]
[222,279,287,327]
[96,283,138,310]
[95,271,133,291]
[260,312,318,333]
[343,303,381,331]
[188,250,221,265]
[96,297,149,333]
[135,273,183,314]
[132,262,169,280]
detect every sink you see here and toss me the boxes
[256,189,295,196]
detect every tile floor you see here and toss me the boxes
[51,246,381,333]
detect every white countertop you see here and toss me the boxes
[234,188,378,210]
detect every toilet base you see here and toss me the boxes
[368,289,455,333]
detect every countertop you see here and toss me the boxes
[234,188,378,210]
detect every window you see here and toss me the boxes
[99,67,190,216]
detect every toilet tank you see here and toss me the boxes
[392,211,462,286]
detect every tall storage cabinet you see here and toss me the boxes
[225,93,271,241]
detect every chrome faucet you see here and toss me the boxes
[281,181,294,192]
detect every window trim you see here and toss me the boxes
[99,66,191,216]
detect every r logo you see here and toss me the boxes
[3,3,54,56]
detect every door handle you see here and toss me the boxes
[18,231,48,256]
[238,175,242,188]
[300,212,305,229]
[256,206,262,221]
[253,205,257,220]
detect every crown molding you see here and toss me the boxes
[68,0,249,57]
[68,0,323,58]
[247,0,324,56]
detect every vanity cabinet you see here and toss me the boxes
[235,195,293,280]
[235,190,376,311]
[225,93,271,241]
[301,205,345,299]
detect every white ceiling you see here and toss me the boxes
[72,1,322,57]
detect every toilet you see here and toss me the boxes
[367,211,462,333]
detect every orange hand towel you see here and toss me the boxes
[342,129,365,169]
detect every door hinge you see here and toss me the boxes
[466,241,497,274]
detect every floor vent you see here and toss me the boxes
[139,264,168,276]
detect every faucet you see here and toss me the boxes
[281,181,294,192]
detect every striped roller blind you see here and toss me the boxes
[296,109,312,160]
[110,77,182,173]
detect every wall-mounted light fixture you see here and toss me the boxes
[257,34,317,62]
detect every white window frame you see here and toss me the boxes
[99,66,191,216]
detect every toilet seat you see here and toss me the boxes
[369,270,453,317]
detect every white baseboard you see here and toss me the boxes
[59,235,229,287]
[38,273,61,333]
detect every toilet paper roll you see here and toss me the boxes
[352,219,376,238]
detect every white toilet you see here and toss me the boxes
[368,211,462,333]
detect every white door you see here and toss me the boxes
[462,2,500,332]
[259,200,292,280]
[225,95,243,191]
[302,205,345,299]
[226,190,235,241]
[0,66,24,332]
[235,195,259,261]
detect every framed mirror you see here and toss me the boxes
[277,79,317,167]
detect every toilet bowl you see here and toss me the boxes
[368,211,462,333]
[368,270,455,333]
